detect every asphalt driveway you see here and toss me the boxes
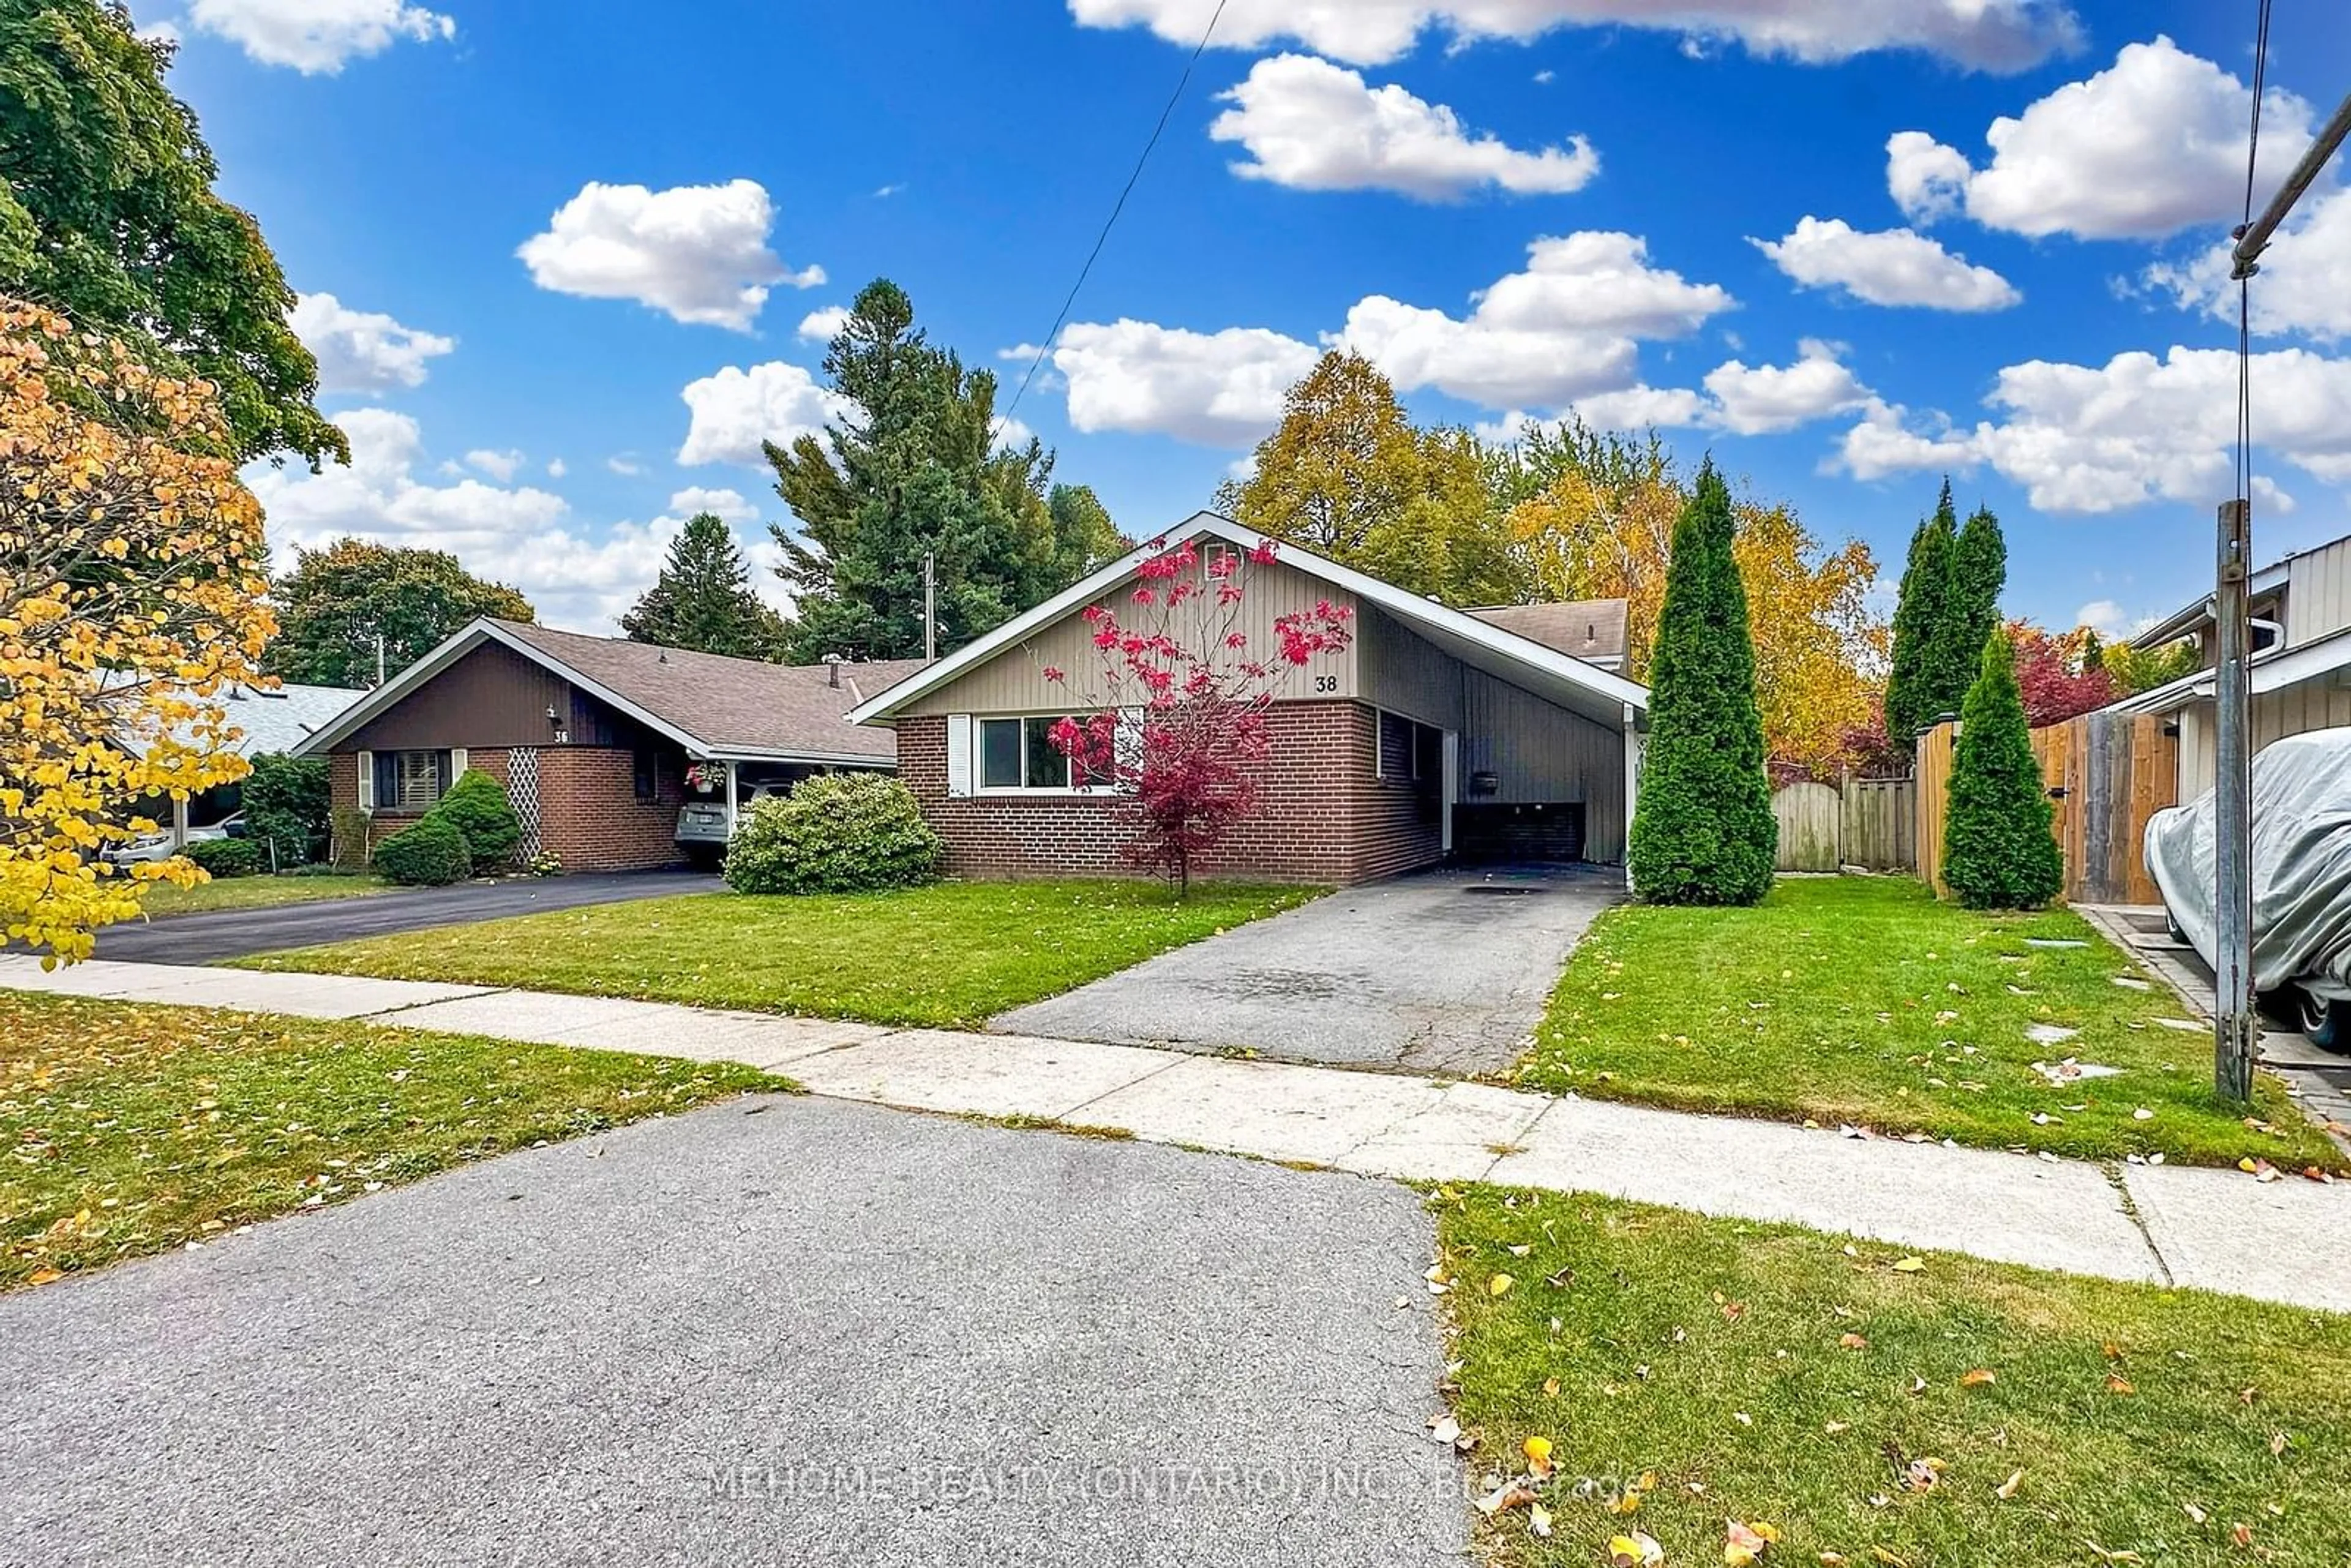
[91,869,719,964]
[996,865,1623,1075]
[0,1097,1459,1568]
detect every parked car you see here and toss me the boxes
[675,784,792,855]
[103,812,244,867]
[2145,727,2351,1047]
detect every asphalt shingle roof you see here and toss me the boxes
[1464,599,1629,665]
[494,621,926,759]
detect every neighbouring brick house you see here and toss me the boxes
[846,513,1650,885]
[296,619,923,872]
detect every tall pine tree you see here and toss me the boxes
[1932,502,2008,718]
[1941,633,2063,909]
[622,512,787,659]
[765,279,1114,662]
[1883,479,1956,744]
[1626,460,1775,905]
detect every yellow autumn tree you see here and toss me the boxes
[1,300,276,962]
[1502,424,1884,779]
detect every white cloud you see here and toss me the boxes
[677,361,850,466]
[1703,340,1874,435]
[606,456,646,477]
[1209,53,1599,199]
[1753,216,2019,311]
[1068,0,2078,70]
[1337,231,1733,407]
[873,182,907,199]
[667,486,760,524]
[991,415,1038,452]
[797,305,852,342]
[463,449,523,482]
[187,0,452,73]
[1049,320,1321,447]
[1890,37,2311,239]
[2143,186,2351,342]
[546,458,568,479]
[137,18,180,45]
[2075,599,2154,639]
[288,292,455,394]
[517,179,822,331]
[1835,345,2351,512]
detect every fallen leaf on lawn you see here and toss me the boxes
[1824,1420,1850,1435]
[1960,1368,1997,1387]
[1840,1333,1870,1350]
[1488,1274,1514,1297]
[1542,1376,1560,1398]
[1734,1411,1753,1427]
[2183,1502,2208,1525]
[1995,1469,2023,1500]
[1891,1256,1927,1274]
[2230,1524,2253,1548]
[1608,1488,1644,1516]
[1545,1266,1576,1288]
[2107,1374,2136,1395]
[26,1267,62,1286]
[1905,1458,1945,1492]
[1610,1531,1664,1567]
[1725,1519,1782,1566]
[1473,1480,1537,1517]
[1820,1554,1848,1567]
[1528,1501,1553,1539]
[2270,1431,2288,1457]
[2240,1387,2259,1406]
[2085,1545,2142,1565]
[1871,1551,1911,1567]
[1428,1415,1461,1446]
[2102,1341,2124,1360]
[1910,1376,1928,1396]
[1523,1435,1554,1479]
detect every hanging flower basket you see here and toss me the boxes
[684,762,727,794]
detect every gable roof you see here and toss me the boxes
[116,678,367,760]
[1465,599,1628,666]
[847,513,1649,729]
[296,618,924,763]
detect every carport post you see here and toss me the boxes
[723,760,739,844]
[2213,498,2256,1103]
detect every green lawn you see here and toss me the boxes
[1515,877,2341,1171]
[238,879,1314,1028]
[0,991,784,1290]
[1441,1185,2351,1568]
[137,871,390,917]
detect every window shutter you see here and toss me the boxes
[356,751,375,812]
[945,714,973,798]
[451,748,468,781]
[1115,708,1144,792]
[434,751,454,798]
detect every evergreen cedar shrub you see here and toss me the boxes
[184,837,262,879]
[1941,633,2063,910]
[241,752,332,865]
[1883,483,1955,745]
[429,769,523,874]
[329,806,372,869]
[373,814,473,887]
[723,775,943,896]
[1626,460,1777,906]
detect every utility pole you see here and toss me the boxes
[2210,86,2351,1100]
[923,552,937,663]
[375,631,387,687]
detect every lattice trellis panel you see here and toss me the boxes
[508,747,544,859]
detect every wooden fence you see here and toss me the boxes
[1771,777,1918,872]
[1915,710,2178,903]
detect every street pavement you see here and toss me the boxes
[0,1097,1461,1568]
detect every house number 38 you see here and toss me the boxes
[1313,675,1338,692]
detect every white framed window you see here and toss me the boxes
[371,749,452,812]
[973,715,1118,793]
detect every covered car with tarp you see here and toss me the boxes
[2146,726,2351,1045]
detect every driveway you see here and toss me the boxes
[91,869,720,965]
[996,865,1622,1076]
[0,1098,1457,1568]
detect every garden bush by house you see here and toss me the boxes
[184,838,261,879]
[372,814,472,887]
[1943,633,2063,910]
[329,806,372,869]
[241,752,331,866]
[724,774,943,895]
[430,770,523,875]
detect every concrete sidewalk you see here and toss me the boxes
[7,954,2350,1315]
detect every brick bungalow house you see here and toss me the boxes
[845,514,1648,884]
[295,618,923,871]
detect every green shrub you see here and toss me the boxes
[724,773,943,895]
[185,837,262,878]
[1942,633,2063,910]
[242,752,332,865]
[1626,459,1776,905]
[429,769,522,874]
[330,806,372,869]
[373,814,473,887]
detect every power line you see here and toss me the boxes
[1001,0,1229,429]
[2232,0,2273,510]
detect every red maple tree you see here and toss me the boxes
[2011,621,2116,728]
[1044,536,1353,895]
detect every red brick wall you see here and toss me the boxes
[326,745,686,872]
[898,702,1442,886]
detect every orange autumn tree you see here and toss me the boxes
[1,300,276,962]
[1501,422,1884,780]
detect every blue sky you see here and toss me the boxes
[130,1,2351,637]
